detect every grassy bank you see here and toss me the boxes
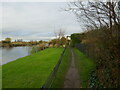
[2,48,63,88]
[73,48,95,87]
[51,47,71,88]
[0,66,2,89]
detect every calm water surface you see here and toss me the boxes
[0,46,31,65]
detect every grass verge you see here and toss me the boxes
[0,66,2,89]
[2,48,63,88]
[73,48,95,88]
[51,47,71,88]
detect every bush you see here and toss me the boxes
[30,46,46,54]
[71,25,120,88]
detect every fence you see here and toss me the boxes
[41,47,66,89]
[74,43,87,54]
[75,43,96,60]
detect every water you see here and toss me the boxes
[0,46,31,65]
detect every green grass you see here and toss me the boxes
[2,48,63,88]
[73,48,95,88]
[0,65,2,89]
[51,47,71,88]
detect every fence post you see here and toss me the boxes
[40,47,66,89]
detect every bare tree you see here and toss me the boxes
[66,1,120,30]
[54,28,65,39]
[53,28,66,47]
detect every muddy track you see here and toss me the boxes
[63,48,80,88]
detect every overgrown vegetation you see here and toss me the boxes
[30,44,47,54]
[71,25,120,88]
[2,48,63,88]
[84,27,120,88]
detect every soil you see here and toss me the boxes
[63,48,80,88]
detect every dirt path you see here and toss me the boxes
[63,48,80,88]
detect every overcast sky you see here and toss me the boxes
[0,2,82,41]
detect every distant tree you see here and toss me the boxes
[5,38,11,43]
[39,40,43,43]
[54,28,65,39]
[60,37,67,45]
[51,39,58,46]
[53,28,67,47]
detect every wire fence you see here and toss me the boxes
[75,43,95,60]
[74,43,87,53]
[41,47,66,89]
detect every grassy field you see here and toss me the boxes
[73,48,95,87]
[0,66,2,89]
[51,47,71,88]
[2,48,63,88]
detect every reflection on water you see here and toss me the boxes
[0,46,31,65]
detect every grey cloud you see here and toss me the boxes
[1,2,82,40]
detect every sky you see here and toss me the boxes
[0,2,82,41]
